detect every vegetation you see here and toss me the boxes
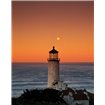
[12,88,68,105]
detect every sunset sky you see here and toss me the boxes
[12,1,94,63]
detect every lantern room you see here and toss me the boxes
[48,46,59,60]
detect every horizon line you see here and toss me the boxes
[12,61,94,64]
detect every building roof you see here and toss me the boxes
[49,46,58,54]
[62,88,88,100]
[62,88,75,96]
[73,93,88,100]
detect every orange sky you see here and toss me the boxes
[12,1,94,63]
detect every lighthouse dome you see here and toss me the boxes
[49,46,58,54]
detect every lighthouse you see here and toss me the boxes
[47,46,60,88]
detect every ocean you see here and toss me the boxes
[12,63,94,97]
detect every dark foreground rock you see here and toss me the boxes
[12,88,94,105]
[12,88,68,105]
[87,91,94,105]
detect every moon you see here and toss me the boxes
[57,37,60,41]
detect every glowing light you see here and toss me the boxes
[57,37,60,41]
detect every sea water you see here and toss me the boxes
[12,63,94,97]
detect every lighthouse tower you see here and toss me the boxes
[48,46,60,88]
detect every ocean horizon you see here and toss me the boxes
[12,62,94,97]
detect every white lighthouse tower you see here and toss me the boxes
[47,46,60,88]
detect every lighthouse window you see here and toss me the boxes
[49,53,58,59]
